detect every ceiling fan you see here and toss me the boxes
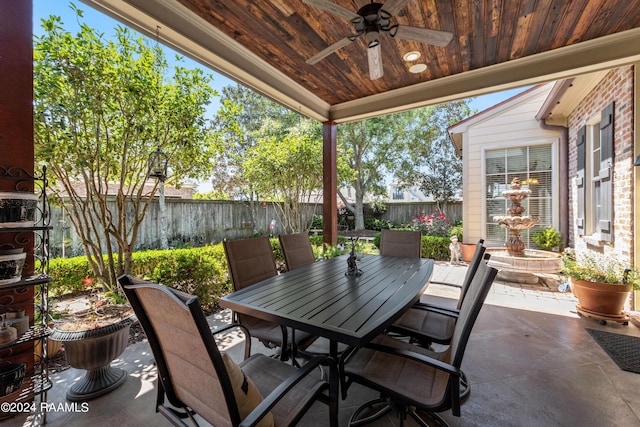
[304,0,454,80]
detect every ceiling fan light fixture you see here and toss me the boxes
[403,51,420,61]
[409,63,427,73]
[365,31,380,47]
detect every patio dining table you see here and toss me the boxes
[219,254,434,355]
[219,253,434,426]
[220,255,434,357]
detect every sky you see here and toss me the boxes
[33,1,529,191]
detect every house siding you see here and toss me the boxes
[460,84,561,245]
[567,66,635,262]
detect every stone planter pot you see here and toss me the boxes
[50,313,136,401]
[570,277,632,317]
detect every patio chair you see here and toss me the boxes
[340,258,498,427]
[224,237,316,362]
[278,233,316,271]
[119,275,337,427]
[425,239,486,307]
[388,240,487,347]
[379,229,422,258]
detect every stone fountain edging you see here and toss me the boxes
[486,248,562,284]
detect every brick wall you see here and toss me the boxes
[567,65,635,261]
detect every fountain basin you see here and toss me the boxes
[485,248,562,284]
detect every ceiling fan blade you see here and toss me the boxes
[306,37,354,65]
[393,25,454,47]
[302,0,361,22]
[380,0,412,16]
[367,44,383,80]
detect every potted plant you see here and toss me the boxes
[532,227,562,251]
[49,281,135,401]
[561,249,638,321]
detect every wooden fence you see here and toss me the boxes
[49,200,462,258]
[381,202,462,226]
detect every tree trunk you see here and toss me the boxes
[354,194,365,230]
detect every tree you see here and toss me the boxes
[211,85,323,233]
[33,9,216,293]
[336,112,417,230]
[244,124,323,233]
[337,100,473,229]
[400,101,473,214]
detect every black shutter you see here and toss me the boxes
[576,126,586,236]
[599,102,614,242]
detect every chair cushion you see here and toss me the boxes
[222,353,275,427]
[394,307,456,342]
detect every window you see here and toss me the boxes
[576,102,613,242]
[485,144,554,247]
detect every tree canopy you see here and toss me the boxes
[336,100,472,229]
[33,7,216,291]
[211,85,326,233]
[399,100,473,214]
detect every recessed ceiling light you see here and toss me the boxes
[409,63,427,73]
[402,51,421,61]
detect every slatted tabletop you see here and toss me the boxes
[219,254,433,348]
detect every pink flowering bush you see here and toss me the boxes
[411,209,452,237]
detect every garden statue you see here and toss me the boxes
[449,235,461,265]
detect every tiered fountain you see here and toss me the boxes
[486,177,561,284]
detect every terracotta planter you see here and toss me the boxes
[460,243,476,263]
[50,314,136,401]
[569,277,632,316]
[34,338,63,362]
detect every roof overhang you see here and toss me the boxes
[83,0,640,123]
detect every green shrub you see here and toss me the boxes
[309,235,324,247]
[532,227,562,250]
[310,214,323,229]
[270,237,284,266]
[365,217,392,231]
[48,244,231,313]
[374,232,381,249]
[319,244,347,259]
[47,256,95,296]
[449,224,463,241]
[136,246,230,312]
[421,236,451,260]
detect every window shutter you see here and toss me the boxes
[599,102,614,242]
[576,126,586,236]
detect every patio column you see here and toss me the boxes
[322,121,338,246]
[0,4,34,256]
[0,0,34,175]
[0,0,36,399]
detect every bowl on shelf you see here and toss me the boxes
[0,191,38,228]
[0,251,26,285]
[0,362,27,397]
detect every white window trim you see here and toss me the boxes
[480,138,559,243]
[585,114,602,242]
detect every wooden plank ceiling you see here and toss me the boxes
[177,0,640,102]
[85,0,640,122]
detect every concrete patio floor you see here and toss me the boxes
[7,261,640,426]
